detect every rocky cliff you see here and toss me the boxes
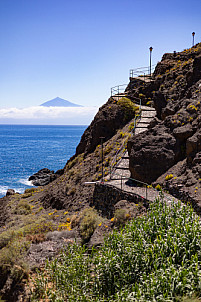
[1,43,201,301]
[127,43,201,209]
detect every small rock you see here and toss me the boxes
[6,189,15,196]
[29,168,57,186]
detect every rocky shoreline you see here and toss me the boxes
[1,44,201,301]
[28,167,64,186]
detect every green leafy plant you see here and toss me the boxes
[117,97,139,120]
[80,207,101,244]
[31,198,201,301]
[113,208,131,227]
[165,174,174,180]
[14,200,31,215]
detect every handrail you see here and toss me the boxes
[109,101,142,178]
[130,65,156,80]
[109,137,128,177]
[133,113,141,135]
[111,84,128,96]
[104,174,178,205]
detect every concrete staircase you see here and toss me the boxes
[109,105,156,181]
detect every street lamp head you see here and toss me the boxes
[149,46,153,52]
[192,32,195,37]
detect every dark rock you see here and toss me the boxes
[125,44,201,207]
[186,130,201,158]
[46,229,78,241]
[28,168,58,186]
[76,98,137,155]
[173,124,193,141]
[6,189,15,196]
[55,169,64,176]
[161,106,175,119]
[147,117,160,129]
[153,92,167,119]
[128,125,177,183]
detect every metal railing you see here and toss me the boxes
[133,100,142,134]
[109,138,128,178]
[129,65,156,80]
[104,175,178,205]
[109,101,142,177]
[111,84,128,97]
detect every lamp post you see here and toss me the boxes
[100,137,105,182]
[149,47,153,77]
[192,32,195,47]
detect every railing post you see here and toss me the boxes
[133,117,136,135]
[146,185,147,200]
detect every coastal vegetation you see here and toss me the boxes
[1,44,201,301]
[31,197,201,301]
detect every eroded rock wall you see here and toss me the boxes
[127,44,201,206]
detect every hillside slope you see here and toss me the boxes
[127,43,201,209]
[1,44,201,300]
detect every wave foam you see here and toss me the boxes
[0,185,24,196]
[0,185,9,195]
[19,178,34,186]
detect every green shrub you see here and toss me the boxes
[80,208,101,243]
[0,229,16,249]
[67,153,84,170]
[21,192,32,199]
[113,208,130,227]
[0,240,30,283]
[14,200,31,215]
[165,173,174,180]
[117,97,139,120]
[155,184,162,191]
[128,122,134,131]
[31,198,201,301]
[24,187,38,194]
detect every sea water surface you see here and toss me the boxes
[0,125,87,198]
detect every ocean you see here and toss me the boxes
[0,124,87,198]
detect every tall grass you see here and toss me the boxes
[31,197,201,301]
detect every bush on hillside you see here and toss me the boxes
[31,197,201,301]
[117,97,139,120]
[79,207,102,244]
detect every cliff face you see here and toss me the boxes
[127,43,201,208]
[76,97,138,155]
[1,44,201,300]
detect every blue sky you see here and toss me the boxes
[0,0,201,119]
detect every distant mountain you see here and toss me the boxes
[40,97,83,107]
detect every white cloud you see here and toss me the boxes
[0,106,98,125]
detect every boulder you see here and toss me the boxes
[6,189,15,196]
[173,123,193,141]
[29,168,57,186]
[127,125,177,183]
[186,130,201,158]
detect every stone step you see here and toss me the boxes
[115,167,129,170]
[138,121,150,124]
[140,116,155,118]
[141,109,156,112]
[136,126,148,128]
